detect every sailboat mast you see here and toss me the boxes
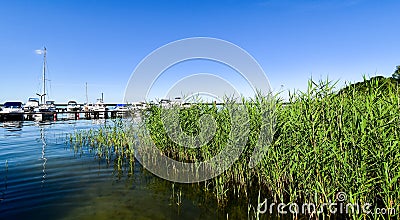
[43,47,47,104]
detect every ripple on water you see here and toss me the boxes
[0,120,245,220]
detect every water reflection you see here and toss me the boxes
[0,160,7,203]
[40,127,47,188]
[0,120,263,219]
[2,121,23,132]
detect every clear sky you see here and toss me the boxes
[0,0,399,103]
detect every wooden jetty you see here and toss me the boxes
[0,110,131,122]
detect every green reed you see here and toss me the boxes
[70,77,400,219]
[257,78,400,218]
[69,119,135,175]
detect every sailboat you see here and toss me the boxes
[93,98,107,118]
[33,47,56,122]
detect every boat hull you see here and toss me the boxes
[0,113,24,122]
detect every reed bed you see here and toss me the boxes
[259,78,400,219]
[69,119,135,175]
[70,77,400,219]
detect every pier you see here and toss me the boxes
[0,101,224,122]
[0,110,132,122]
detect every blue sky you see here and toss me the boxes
[0,0,399,103]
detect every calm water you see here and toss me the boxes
[0,120,254,219]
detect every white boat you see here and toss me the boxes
[45,100,56,112]
[80,103,92,119]
[0,102,24,121]
[83,103,94,111]
[134,102,148,110]
[23,98,40,120]
[159,99,171,108]
[24,98,40,112]
[172,97,184,106]
[66,101,81,120]
[93,99,107,118]
[67,101,80,112]
[112,104,130,118]
[182,102,192,108]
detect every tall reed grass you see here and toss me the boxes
[259,78,399,218]
[70,77,400,218]
[69,119,135,175]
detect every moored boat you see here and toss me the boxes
[93,99,107,118]
[0,101,24,121]
[45,100,56,112]
[32,47,56,122]
[24,98,40,112]
[67,101,81,112]
[112,104,130,118]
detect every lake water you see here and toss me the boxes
[0,120,254,219]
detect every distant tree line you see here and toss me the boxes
[338,66,400,95]
[393,65,400,80]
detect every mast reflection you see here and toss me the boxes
[40,127,47,188]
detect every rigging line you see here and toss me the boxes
[45,55,51,100]
[49,80,52,100]
[35,58,42,95]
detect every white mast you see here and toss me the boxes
[36,47,47,105]
[43,47,47,104]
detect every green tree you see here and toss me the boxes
[392,65,400,80]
